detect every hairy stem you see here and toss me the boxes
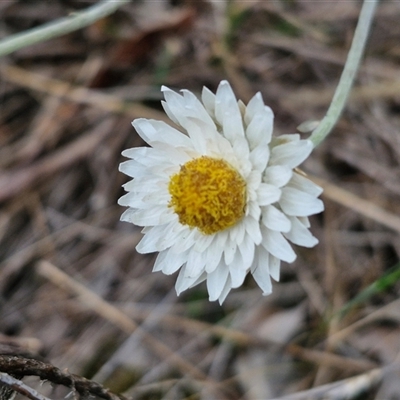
[0,0,130,57]
[309,0,379,147]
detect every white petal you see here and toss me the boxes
[222,110,246,146]
[142,190,171,205]
[150,141,195,163]
[205,232,227,273]
[252,247,273,295]
[229,261,247,289]
[153,249,169,272]
[159,250,187,275]
[263,165,292,188]
[238,99,246,115]
[245,107,274,150]
[169,228,198,254]
[247,200,261,221]
[215,81,245,141]
[229,221,246,247]
[132,118,192,148]
[289,172,323,197]
[249,142,270,172]
[231,135,250,162]
[207,261,230,301]
[121,188,161,204]
[244,217,263,245]
[126,177,160,194]
[161,100,180,126]
[204,246,223,274]
[119,161,144,180]
[136,221,183,254]
[247,169,262,189]
[201,86,216,117]
[120,151,180,179]
[119,175,161,193]
[130,206,175,226]
[270,139,313,169]
[181,89,216,127]
[136,225,165,253]
[121,188,165,208]
[185,249,207,278]
[244,92,266,125]
[215,81,237,122]
[218,278,233,305]
[216,229,229,249]
[284,217,318,247]
[122,146,162,163]
[246,171,261,202]
[155,248,187,275]
[257,183,281,206]
[298,216,310,228]
[269,254,281,281]
[186,116,227,156]
[161,86,188,127]
[161,88,215,137]
[120,208,138,223]
[280,187,324,216]
[175,266,206,295]
[224,239,237,265]
[262,227,296,263]
[262,205,291,232]
[272,133,300,144]
[212,134,238,166]
[119,160,143,178]
[182,117,209,154]
[238,233,255,270]
[194,234,214,252]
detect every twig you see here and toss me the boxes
[37,261,376,380]
[36,261,222,391]
[0,356,125,400]
[322,297,400,346]
[0,64,168,121]
[309,0,379,147]
[312,176,400,234]
[127,310,376,373]
[270,367,385,400]
[0,0,130,57]
[0,372,51,400]
[0,117,114,203]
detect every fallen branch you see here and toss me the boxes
[0,372,51,400]
[0,355,127,400]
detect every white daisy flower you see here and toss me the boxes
[119,80,324,304]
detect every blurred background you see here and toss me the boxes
[1,1,400,399]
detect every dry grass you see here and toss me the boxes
[1,1,400,399]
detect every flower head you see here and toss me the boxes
[118,80,324,304]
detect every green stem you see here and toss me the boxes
[338,261,400,318]
[309,0,379,147]
[0,0,130,58]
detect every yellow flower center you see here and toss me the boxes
[168,156,246,235]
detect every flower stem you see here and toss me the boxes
[309,0,379,147]
[0,0,130,58]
